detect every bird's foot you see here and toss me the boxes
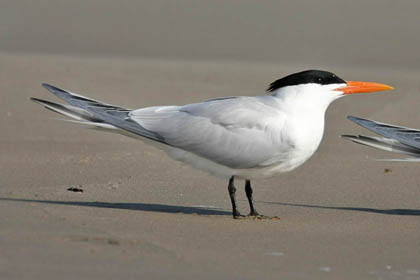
[232,210,279,220]
[248,210,260,216]
[232,210,246,219]
[233,212,280,220]
[246,212,280,220]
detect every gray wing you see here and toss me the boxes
[37,84,291,169]
[39,84,166,143]
[347,116,420,150]
[129,96,290,169]
[342,135,420,157]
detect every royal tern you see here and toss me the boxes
[31,70,393,218]
[343,116,420,161]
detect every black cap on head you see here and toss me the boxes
[267,70,345,92]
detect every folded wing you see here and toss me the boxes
[33,85,292,169]
[129,96,291,168]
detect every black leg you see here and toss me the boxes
[245,180,259,216]
[228,176,241,218]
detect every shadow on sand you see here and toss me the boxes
[2,197,419,216]
[257,201,420,216]
[0,197,230,216]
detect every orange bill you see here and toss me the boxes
[336,81,394,95]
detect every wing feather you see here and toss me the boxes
[342,135,420,156]
[348,116,420,150]
[129,97,290,168]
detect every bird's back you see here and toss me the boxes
[129,95,326,177]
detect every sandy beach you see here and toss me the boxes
[1,1,420,279]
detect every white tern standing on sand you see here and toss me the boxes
[31,70,393,219]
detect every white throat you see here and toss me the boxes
[271,83,344,114]
[264,83,346,173]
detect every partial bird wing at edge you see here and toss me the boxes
[341,135,420,157]
[347,116,420,150]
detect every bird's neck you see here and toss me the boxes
[272,89,339,117]
[272,88,340,154]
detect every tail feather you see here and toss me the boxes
[32,84,167,145]
[30,97,123,133]
[30,97,99,122]
[59,119,116,129]
[41,83,131,119]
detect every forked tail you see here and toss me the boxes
[31,84,166,143]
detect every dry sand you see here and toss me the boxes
[1,1,420,279]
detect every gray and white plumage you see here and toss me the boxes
[31,70,393,218]
[33,83,317,179]
[32,72,393,179]
[343,116,420,161]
